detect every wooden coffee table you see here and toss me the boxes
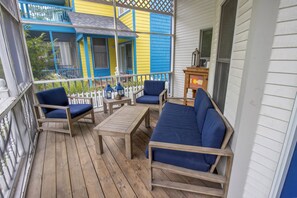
[103,96,132,115]
[94,106,150,159]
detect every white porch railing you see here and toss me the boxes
[0,84,38,197]
[33,72,172,108]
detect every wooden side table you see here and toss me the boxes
[103,96,132,115]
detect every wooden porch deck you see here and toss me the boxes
[26,108,218,198]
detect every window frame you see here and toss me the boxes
[199,27,213,61]
[92,37,109,70]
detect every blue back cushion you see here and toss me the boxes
[144,80,165,96]
[194,88,205,112]
[36,87,69,114]
[195,89,214,133]
[202,109,226,165]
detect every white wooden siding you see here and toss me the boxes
[223,0,254,127]
[173,0,216,97]
[243,0,297,197]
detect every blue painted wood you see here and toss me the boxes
[24,24,75,33]
[19,1,71,23]
[49,31,58,73]
[150,13,171,73]
[281,143,297,198]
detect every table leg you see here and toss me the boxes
[128,100,132,106]
[109,103,113,115]
[95,134,103,155]
[145,110,150,128]
[125,134,132,159]
[103,102,107,114]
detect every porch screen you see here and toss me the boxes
[87,0,174,15]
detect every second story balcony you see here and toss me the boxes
[19,1,72,23]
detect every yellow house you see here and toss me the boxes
[21,0,172,78]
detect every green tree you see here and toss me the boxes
[25,31,54,80]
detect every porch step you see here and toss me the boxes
[152,161,227,184]
[152,179,224,197]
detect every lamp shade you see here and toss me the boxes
[115,82,125,97]
[104,84,114,99]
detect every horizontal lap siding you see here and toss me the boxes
[135,11,150,74]
[174,0,216,97]
[74,0,113,16]
[150,13,171,73]
[243,0,297,197]
[119,11,133,30]
[224,0,254,127]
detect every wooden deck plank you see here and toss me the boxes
[92,113,137,198]
[41,130,56,198]
[65,127,88,198]
[56,132,72,198]
[103,136,154,198]
[27,110,217,198]
[26,130,47,198]
[111,136,171,198]
[80,122,121,198]
[74,123,105,198]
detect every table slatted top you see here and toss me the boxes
[94,106,149,134]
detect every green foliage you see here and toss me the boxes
[26,31,54,80]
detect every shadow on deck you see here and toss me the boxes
[26,108,218,198]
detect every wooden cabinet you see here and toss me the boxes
[183,67,209,106]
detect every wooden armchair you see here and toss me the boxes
[133,80,167,115]
[33,87,95,136]
[147,89,234,197]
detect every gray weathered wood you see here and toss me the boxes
[103,96,132,115]
[94,106,150,159]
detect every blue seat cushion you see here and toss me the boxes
[45,104,93,119]
[144,80,165,96]
[136,95,159,104]
[146,102,210,172]
[202,109,226,165]
[36,87,69,114]
[194,88,214,133]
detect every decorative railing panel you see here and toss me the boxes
[34,72,172,108]
[0,85,37,197]
[19,1,71,23]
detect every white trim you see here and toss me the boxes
[269,94,297,198]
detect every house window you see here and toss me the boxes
[199,28,213,60]
[118,7,130,16]
[93,38,108,69]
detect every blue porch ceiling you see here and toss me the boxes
[26,0,66,6]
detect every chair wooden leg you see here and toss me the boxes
[33,106,43,131]
[149,146,153,190]
[223,156,233,198]
[91,110,95,124]
[68,122,74,137]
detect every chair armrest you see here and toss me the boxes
[133,88,144,104]
[149,141,233,157]
[167,97,195,101]
[34,104,69,110]
[159,89,168,103]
